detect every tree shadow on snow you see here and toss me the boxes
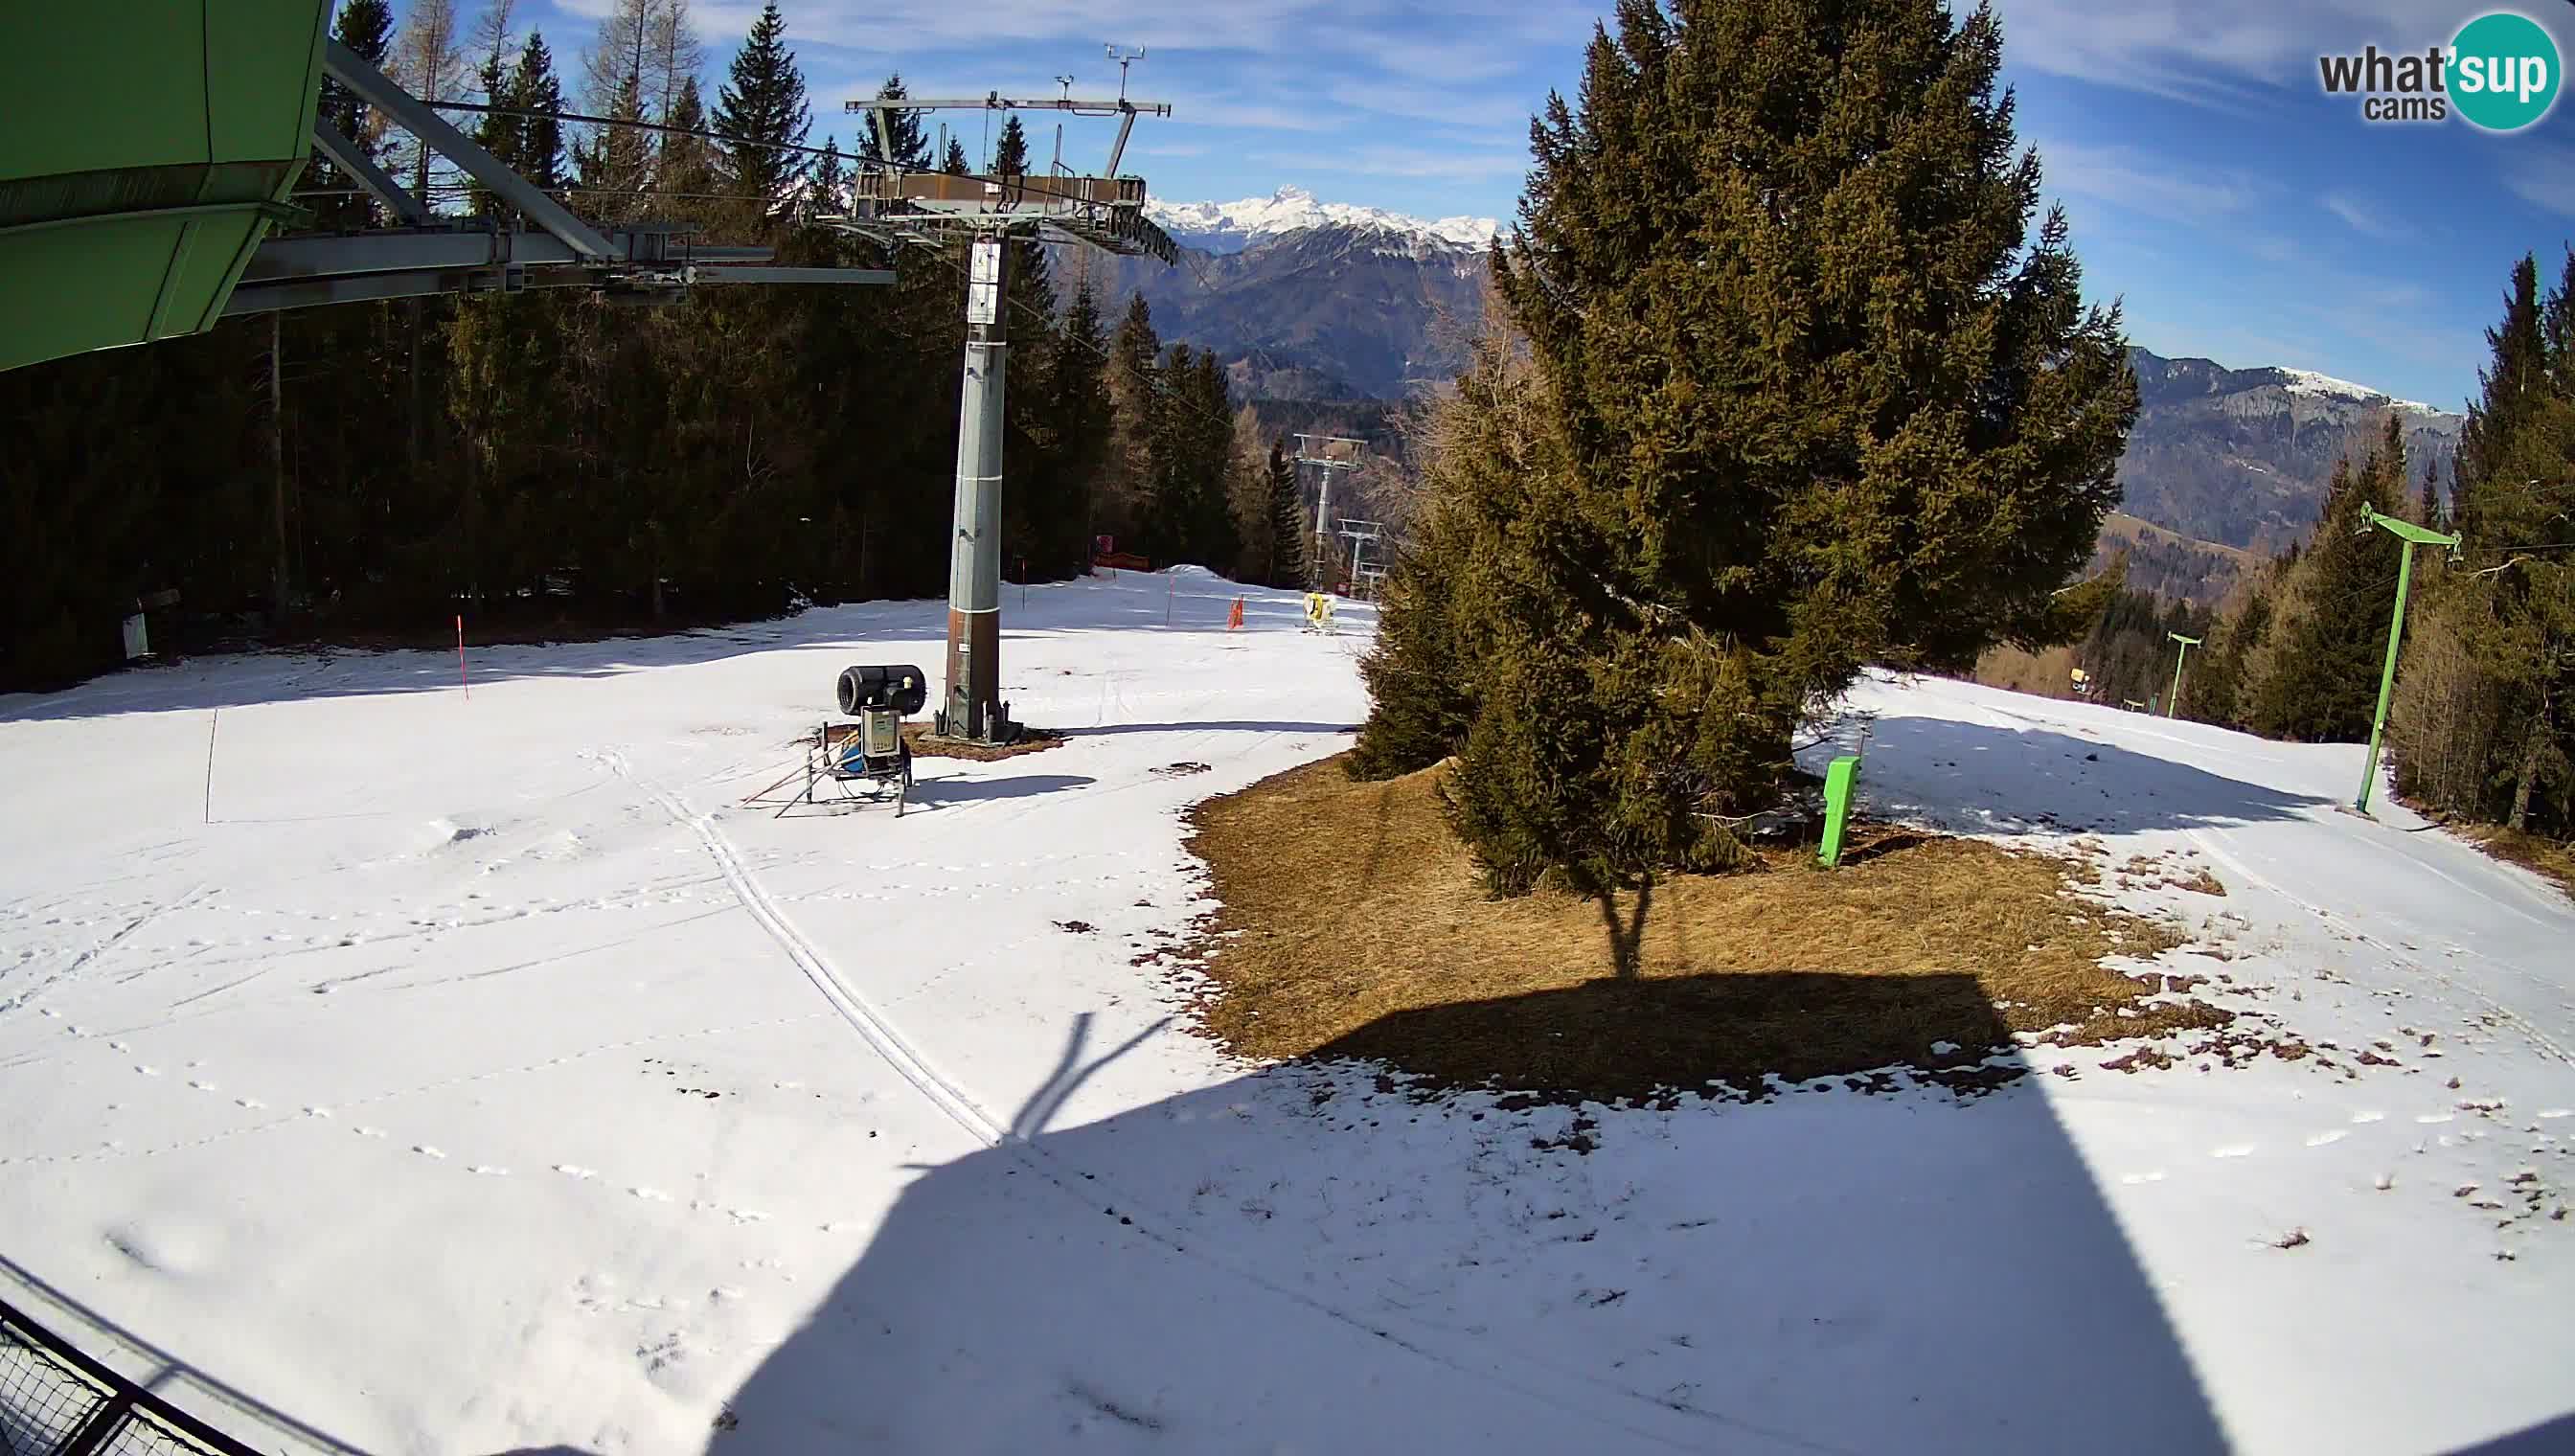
[0,604,953,723]
[709,974,2236,1454]
[1825,714,2332,837]
[2446,1412,2575,1453]
[1059,719,1359,739]
[2,576,1365,724]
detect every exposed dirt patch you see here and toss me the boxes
[898,722,1067,761]
[2110,850,2227,896]
[1177,754,2233,1104]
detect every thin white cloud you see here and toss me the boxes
[1157,94,1349,133]
[2242,236,2429,308]
[2506,147,2575,217]
[1252,143,1527,183]
[2245,235,2302,266]
[1989,0,2489,108]
[1320,79,1536,135]
[2124,316,2326,371]
[2322,192,2403,239]
[2027,137,2264,222]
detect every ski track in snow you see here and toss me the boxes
[2186,827,2575,1067]
[4,578,2573,1456]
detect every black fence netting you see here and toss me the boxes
[0,1298,266,1456]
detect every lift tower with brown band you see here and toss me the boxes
[837,57,1178,746]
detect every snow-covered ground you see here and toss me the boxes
[3,568,2570,1456]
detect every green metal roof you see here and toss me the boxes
[0,1,330,373]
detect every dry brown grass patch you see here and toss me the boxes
[2454,824,2575,904]
[1181,754,2228,1103]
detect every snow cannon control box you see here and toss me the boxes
[836,664,928,718]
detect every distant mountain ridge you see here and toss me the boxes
[1094,188,2464,557]
[2116,348,2465,553]
[1081,211,1487,399]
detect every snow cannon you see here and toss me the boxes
[836,664,928,717]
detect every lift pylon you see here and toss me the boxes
[833,82,1177,745]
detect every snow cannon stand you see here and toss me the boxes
[742,665,925,818]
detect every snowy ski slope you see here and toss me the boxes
[1,567,2570,1455]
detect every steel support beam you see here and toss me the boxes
[244,228,578,279]
[224,263,596,315]
[242,232,832,282]
[322,38,617,262]
[1105,109,1137,179]
[309,119,431,226]
[694,266,895,286]
[231,233,885,315]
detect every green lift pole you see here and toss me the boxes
[2165,632,2201,718]
[2355,506,2463,814]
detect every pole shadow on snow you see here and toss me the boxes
[1835,714,2333,836]
[710,975,2236,1455]
[900,773,1098,808]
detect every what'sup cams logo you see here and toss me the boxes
[2317,11,2562,130]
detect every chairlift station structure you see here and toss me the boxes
[2,4,1182,755]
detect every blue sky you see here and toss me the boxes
[509,0,2575,408]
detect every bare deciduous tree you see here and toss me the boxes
[391,0,466,200]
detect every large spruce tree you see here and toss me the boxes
[1361,0,2137,892]
[513,33,568,196]
[991,116,1030,175]
[658,76,719,216]
[310,0,397,229]
[1101,293,1162,550]
[856,75,930,172]
[1191,353,1242,568]
[467,50,519,216]
[1265,439,1310,588]
[2245,424,2408,742]
[574,65,653,223]
[1038,279,1115,574]
[711,0,809,228]
[2445,253,2575,829]
[804,137,846,221]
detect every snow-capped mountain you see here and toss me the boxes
[1144,184,1499,255]
[2274,367,2443,416]
[2119,348,2464,551]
